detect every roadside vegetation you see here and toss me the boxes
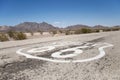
[51,30,57,35]
[30,31,34,36]
[65,30,71,35]
[74,28,92,34]
[0,27,119,42]
[37,30,43,35]
[11,32,27,40]
[0,33,9,42]
[0,31,27,42]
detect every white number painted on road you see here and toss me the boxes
[27,46,55,53]
[16,42,113,63]
[51,47,83,58]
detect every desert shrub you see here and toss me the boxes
[65,30,71,35]
[94,29,100,32]
[102,28,111,32]
[74,29,81,34]
[59,30,63,33]
[37,30,43,34]
[0,33,9,42]
[111,28,120,31]
[30,32,34,36]
[74,28,92,34]
[51,30,57,35]
[81,28,92,33]
[12,32,27,40]
[7,31,16,38]
[7,31,27,40]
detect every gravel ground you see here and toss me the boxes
[0,31,120,80]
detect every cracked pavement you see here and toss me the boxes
[0,31,120,80]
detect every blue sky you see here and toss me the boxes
[0,0,120,27]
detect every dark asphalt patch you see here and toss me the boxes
[88,37,105,43]
[0,58,46,80]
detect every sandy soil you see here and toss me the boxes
[0,31,120,80]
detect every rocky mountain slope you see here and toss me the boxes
[0,22,120,32]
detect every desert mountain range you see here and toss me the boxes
[0,22,120,32]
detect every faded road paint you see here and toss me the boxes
[16,42,113,63]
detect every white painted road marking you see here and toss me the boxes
[16,42,113,63]
[27,46,55,53]
[51,47,83,58]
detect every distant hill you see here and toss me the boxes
[0,22,120,32]
[66,24,120,30]
[14,22,58,32]
[111,25,120,29]
[66,24,91,30]
[0,22,58,32]
[0,26,12,32]
[93,25,109,29]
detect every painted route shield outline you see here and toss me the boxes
[16,42,113,63]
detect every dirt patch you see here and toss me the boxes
[0,58,46,80]
[88,37,105,43]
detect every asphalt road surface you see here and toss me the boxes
[0,31,120,80]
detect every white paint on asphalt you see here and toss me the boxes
[51,48,83,58]
[16,42,113,63]
[73,43,113,62]
[27,46,55,53]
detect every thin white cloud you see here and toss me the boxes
[53,22,61,24]
[53,21,65,28]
